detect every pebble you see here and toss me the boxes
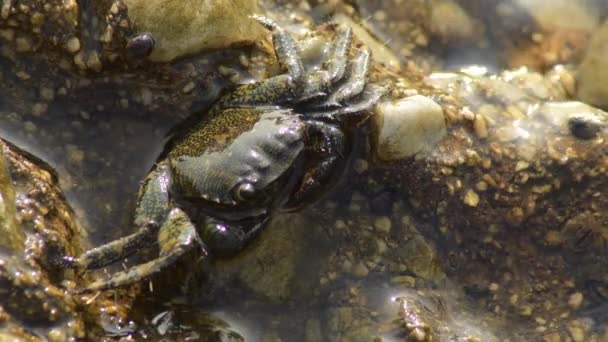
[567,292,583,310]
[353,158,368,174]
[373,95,446,160]
[65,37,81,53]
[544,231,562,246]
[473,114,489,139]
[31,103,48,117]
[373,216,392,234]
[15,36,32,52]
[408,328,427,341]
[351,262,369,277]
[519,305,533,316]
[463,189,480,207]
[568,325,585,342]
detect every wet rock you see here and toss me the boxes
[371,64,608,337]
[396,235,443,281]
[577,21,608,108]
[372,95,447,161]
[0,147,23,252]
[124,0,265,62]
[0,0,136,72]
[211,213,313,303]
[0,139,135,340]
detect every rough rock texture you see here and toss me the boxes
[0,139,136,340]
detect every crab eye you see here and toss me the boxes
[234,182,256,202]
[568,115,601,140]
[126,32,155,59]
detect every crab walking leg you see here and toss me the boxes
[308,85,386,123]
[294,70,331,103]
[218,15,311,108]
[84,208,203,292]
[251,15,304,85]
[285,122,347,210]
[326,26,353,83]
[62,164,172,269]
[61,223,157,269]
[325,49,371,106]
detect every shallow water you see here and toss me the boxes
[2,0,608,341]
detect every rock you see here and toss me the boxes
[396,235,443,281]
[430,0,476,43]
[0,147,23,252]
[0,139,135,340]
[124,0,265,62]
[372,95,447,161]
[211,213,312,302]
[515,0,599,32]
[577,21,608,108]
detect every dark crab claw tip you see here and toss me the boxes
[126,32,155,59]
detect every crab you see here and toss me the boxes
[61,15,384,292]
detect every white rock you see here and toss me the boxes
[373,95,446,161]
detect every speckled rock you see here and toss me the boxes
[372,95,447,161]
[124,0,265,62]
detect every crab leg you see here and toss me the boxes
[251,15,304,84]
[308,85,386,123]
[325,49,371,106]
[326,26,353,83]
[217,16,311,109]
[83,208,203,292]
[61,164,172,269]
[294,26,354,104]
[61,222,157,269]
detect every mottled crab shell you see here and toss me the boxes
[169,109,306,207]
